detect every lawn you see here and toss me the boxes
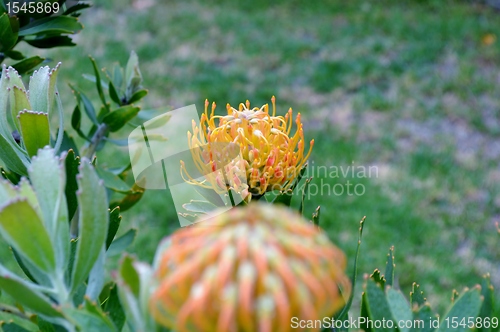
[25,0,500,314]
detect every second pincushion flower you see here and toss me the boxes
[181,98,314,199]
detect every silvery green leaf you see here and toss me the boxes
[107,228,136,256]
[28,63,61,115]
[0,132,29,175]
[125,51,142,100]
[437,286,483,332]
[85,248,105,301]
[386,288,412,332]
[29,147,70,272]
[117,255,157,332]
[29,66,50,113]
[0,199,56,275]
[0,263,63,318]
[0,177,17,202]
[70,159,109,294]
[10,86,31,132]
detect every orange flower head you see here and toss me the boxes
[150,203,350,332]
[180,97,314,197]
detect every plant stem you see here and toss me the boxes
[82,123,109,159]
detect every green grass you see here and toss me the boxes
[18,0,500,314]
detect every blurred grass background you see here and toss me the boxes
[25,0,500,313]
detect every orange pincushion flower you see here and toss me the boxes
[181,97,314,197]
[150,203,350,332]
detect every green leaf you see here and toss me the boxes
[410,282,426,308]
[1,322,32,331]
[0,265,62,318]
[437,286,483,332]
[0,199,56,274]
[63,2,92,16]
[336,216,366,320]
[127,89,148,104]
[0,133,28,175]
[70,105,88,141]
[102,284,126,331]
[0,13,18,51]
[106,207,122,249]
[107,229,137,256]
[11,248,44,284]
[108,81,121,106]
[386,288,412,332]
[10,86,31,132]
[29,64,60,115]
[82,74,107,88]
[125,51,142,100]
[66,239,78,292]
[385,246,395,287]
[478,274,494,332]
[28,66,50,113]
[25,35,76,49]
[109,183,144,212]
[17,177,40,215]
[182,200,217,214]
[116,255,155,331]
[89,56,107,109]
[118,255,140,297]
[64,150,80,221]
[86,249,105,301]
[4,50,25,60]
[102,105,140,132]
[34,317,59,332]
[412,304,436,332]
[53,86,64,154]
[299,177,312,215]
[59,131,79,155]
[370,269,385,289]
[19,16,83,36]
[18,111,50,158]
[360,292,373,332]
[70,84,98,125]
[0,177,17,201]
[29,147,69,270]
[96,166,134,193]
[364,279,396,332]
[112,63,123,91]
[272,163,308,206]
[11,56,45,75]
[71,159,109,294]
[63,306,116,332]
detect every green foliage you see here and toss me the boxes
[0,147,128,331]
[116,255,162,332]
[0,63,63,177]
[359,247,497,332]
[0,1,89,73]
